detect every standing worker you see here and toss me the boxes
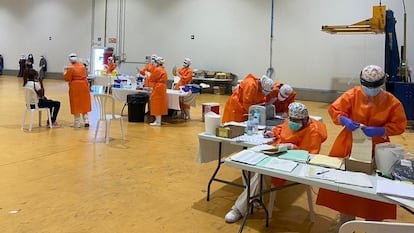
[104,56,117,75]
[222,74,274,123]
[316,65,407,230]
[174,58,193,120]
[265,83,296,117]
[147,56,168,126]
[39,55,47,79]
[139,54,157,88]
[63,53,92,128]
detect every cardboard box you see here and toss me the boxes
[216,125,245,138]
[213,86,226,95]
[345,157,375,175]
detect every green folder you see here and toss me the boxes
[278,150,309,163]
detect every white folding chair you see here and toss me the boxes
[21,87,52,131]
[339,220,414,233]
[93,94,125,144]
[267,184,315,222]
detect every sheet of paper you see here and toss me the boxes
[249,144,275,152]
[309,154,344,169]
[305,166,337,181]
[335,170,373,188]
[278,150,309,163]
[259,157,298,173]
[350,129,372,162]
[376,179,414,200]
[230,150,267,165]
[232,134,274,145]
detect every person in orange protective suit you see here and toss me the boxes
[139,54,157,88]
[63,53,92,128]
[265,82,296,117]
[316,65,407,229]
[225,102,327,223]
[105,56,116,75]
[222,74,274,123]
[147,56,168,126]
[174,58,193,120]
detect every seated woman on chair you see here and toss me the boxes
[224,102,327,223]
[23,68,61,128]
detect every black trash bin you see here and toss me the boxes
[127,93,149,122]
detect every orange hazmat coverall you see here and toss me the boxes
[148,65,168,116]
[63,62,91,115]
[316,86,407,220]
[271,118,327,186]
[222,73,265,123]
[174,66,193,110]
[140,63,155,88]
[265,82,296,114]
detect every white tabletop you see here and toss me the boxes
[224,153,414,207]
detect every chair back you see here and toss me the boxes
[93,94,117,120]
[23,86,40,110]
[339,220,414,233]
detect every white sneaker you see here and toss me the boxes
[149,122,161,126]
[225,209,242,223]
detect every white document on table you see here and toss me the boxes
[335,170,373,188]
[260,157,298,172]
[376,179,414,200]
[232,134,274,145]
[230,150,267,165]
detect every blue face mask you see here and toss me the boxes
[288,120,302,131]
[362,86,381,97]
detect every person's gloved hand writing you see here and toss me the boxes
[339,116,360,131]
[361,126,385,137]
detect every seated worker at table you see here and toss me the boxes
[147,56,168,126]
[174,58,193,120]
[225,102,327,223]
[265,83,296,118]
[104,56,116,75]
[222,74,274,123]
[316,65,407,229]
[138,54,157,88]
[23,67,61,128]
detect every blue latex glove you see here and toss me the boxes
[339,116,360,131]
[361,126,385,137]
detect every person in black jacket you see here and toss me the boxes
[0,54,4,75]
[18,54,26,77]
[39,55,47,79]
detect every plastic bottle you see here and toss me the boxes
[246,113,253,136]
[252,109,260,134]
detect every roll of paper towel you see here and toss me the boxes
[205,112,221,135]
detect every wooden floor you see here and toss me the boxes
[0,75,413,233]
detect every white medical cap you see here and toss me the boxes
[360,65,386,88]
[155,56,165,65]
[183,58,191,66]
[278,84,293,101]
[68,53,78,62]
[288,102,309,119]
[151,54,158,60]
[261,75,274,93]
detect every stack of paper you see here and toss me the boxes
[258,157,298,173]
[309,154,344,169]
[232,134,274,145]
[278,150,310,163]
[230,150,267,165]
[376,179,414,199]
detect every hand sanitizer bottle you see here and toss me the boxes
[246,113,253,135]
